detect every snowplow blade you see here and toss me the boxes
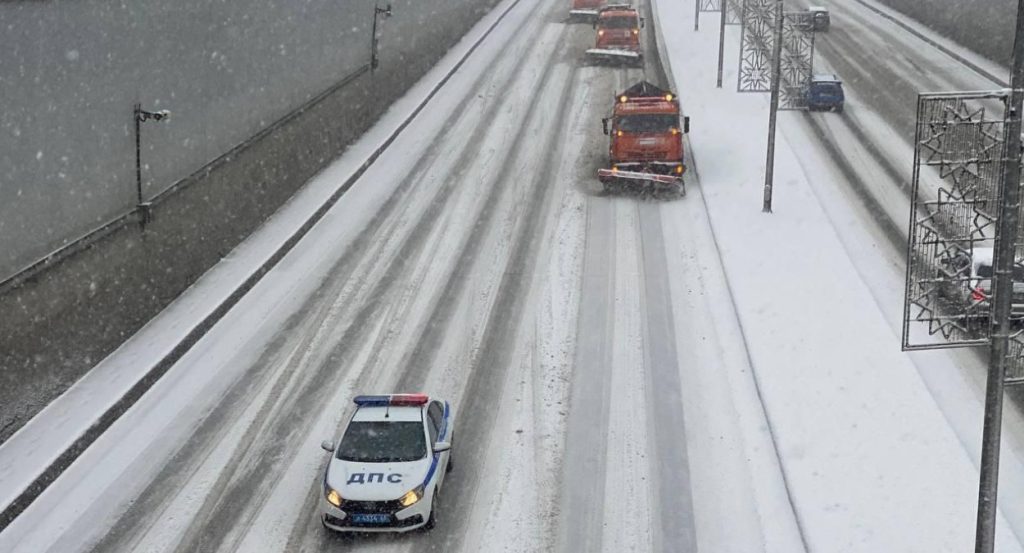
[569,8,599,18]
[586,48,641,64]
[597,169,684,195]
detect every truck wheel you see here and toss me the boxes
[835,105,844,114]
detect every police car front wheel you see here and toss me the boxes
[423,492,438,531]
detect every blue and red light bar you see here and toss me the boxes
[353,393,429,407]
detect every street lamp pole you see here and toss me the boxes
[762,0,783,213]
[716,0,727,88]
[975,1,1024,551]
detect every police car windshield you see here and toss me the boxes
[600,16,637,29]
[336,421,427,463]
[617,114,677,133]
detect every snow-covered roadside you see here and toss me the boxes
[651,1,1024,551]
[848,0,1009,84]
[0,0,525,522]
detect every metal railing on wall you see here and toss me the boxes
[0,1,406,294]
[0,61,371,297]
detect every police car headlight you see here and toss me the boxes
[326,487,343,508]
[399,486,424,507]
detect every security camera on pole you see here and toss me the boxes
[371,4,393,70]
[134,104,171,226]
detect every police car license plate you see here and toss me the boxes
[351,513,391,524]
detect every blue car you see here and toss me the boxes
[807,74,844,113]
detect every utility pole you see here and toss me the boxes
[975,1,1024,551]
[717,0,727,88]
[762,0,783,213]
[694,0,701,31]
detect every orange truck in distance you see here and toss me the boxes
[586,5,643,65]
[569,0,603,20]
[598,81,689,196]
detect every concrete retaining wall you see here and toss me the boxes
[0,0,499,442]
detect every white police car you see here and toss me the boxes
[319,393,453,532]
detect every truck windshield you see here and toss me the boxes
[335,421,427,463]
[617,114,678,133]
[600,16,638,29]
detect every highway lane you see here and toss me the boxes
[9,1,1022,551]
[0,0,722,551]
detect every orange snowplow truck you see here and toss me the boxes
[569,0,603,20]
[586,5,643,65]
[598,81,689,195]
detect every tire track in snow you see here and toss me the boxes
[283,5,578,553]
[404,31,584,553]
[556,196,618,553]
[636,201,699,553]
[79,1,554,550]
[599,200,654,553]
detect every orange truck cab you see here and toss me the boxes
[569,0,603,19]
[598,81,689,194]
[586,6,643,65]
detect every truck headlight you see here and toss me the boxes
[399,486,424,507]
[326,487,343,507]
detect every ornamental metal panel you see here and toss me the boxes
[779,12,815,110]
[1007,332,1024,383]
[699,0,721,11]
[726,0,743,25]
[737,2,815,107]
[903,91,1009,351]
[737,0,775,92]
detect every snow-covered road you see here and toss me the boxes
[4,0,1024,551]
[2,0,797,550]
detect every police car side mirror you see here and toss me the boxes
[433,441,451,453]
[683,116,690,134]
[321,440,335,452]
[602,118,609,135]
